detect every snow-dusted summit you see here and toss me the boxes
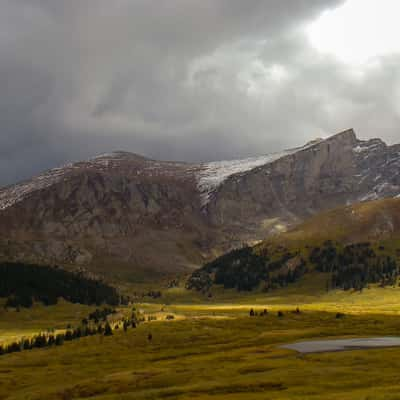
[195,139,323,206]
[0,138,325,211]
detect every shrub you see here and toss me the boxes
[104,323,113,336]
[65,330,73,341]
[55,334,65,346]
[97,324,104,334]
[7,341,22,353]
[33,335,47,348]
[47,335,56,346]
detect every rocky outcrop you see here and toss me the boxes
[0,129,398,280]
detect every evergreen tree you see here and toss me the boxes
[65,330,73,341]
[104,323,113,336]
[55,334,64,346]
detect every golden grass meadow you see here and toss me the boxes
[3,275,400,400]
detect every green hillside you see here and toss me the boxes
[271,197,400,244]
[188,198,400,294]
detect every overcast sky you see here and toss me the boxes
[1,0,400,186]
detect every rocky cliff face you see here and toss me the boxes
[0,153,207,278]
[0,129,398,280]
[205,130,400,247]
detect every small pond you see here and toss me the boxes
[281,337,400,353]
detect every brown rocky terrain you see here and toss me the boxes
[0,129,398,281]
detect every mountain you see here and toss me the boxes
[205,129,400,246]
[188,197,400,293]
[0,129,399,281]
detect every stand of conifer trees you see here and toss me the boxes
[0,262,123,308]
[187,241,400,293]
[311,242,399,290]
[0,308,139,357]
[187,246,306,292]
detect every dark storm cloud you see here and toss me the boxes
[0,0,399,186]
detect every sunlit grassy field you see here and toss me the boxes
[3,281,400,399]
[0,300,96,346]
[158,273,400,315]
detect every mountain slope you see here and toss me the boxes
[188,197,400,293]
[268,197,400,245]
[0,129,399,281]
[0,152,206,279]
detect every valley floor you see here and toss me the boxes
[3,283,400,399]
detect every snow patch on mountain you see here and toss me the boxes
[0,152,136,211]
[0,165,74,210]
[195,140,323,207]
[353,140,385,158]
[359,182,400,203]
[1,141,327,211]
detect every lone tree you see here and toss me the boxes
[123,320,129,332]
[65,330,73,341]
[104,323,113,336]
[55,334,64,346]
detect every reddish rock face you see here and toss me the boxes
[0,129,399,280]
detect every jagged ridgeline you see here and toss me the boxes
[0,262,121,308]
[187,242,399,293]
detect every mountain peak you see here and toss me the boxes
[315,128,357,145]
[330,128,356,140]
[90,151,150,162]
[195,129,357,206]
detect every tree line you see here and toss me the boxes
[0,262,124,308]
[0,307,140,356]
[311,242,399,290]
[187,246,305,292]
[187,241,400,293]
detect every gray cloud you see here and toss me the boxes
[1,0,399,186]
